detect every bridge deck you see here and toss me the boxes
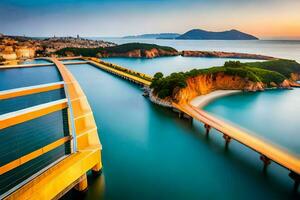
[87,59,152,86]
[174,103,300,174]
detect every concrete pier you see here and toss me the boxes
[204,124,211,135]
[260,155,271,172]
[289,172,300,191]
[223,134,232,148]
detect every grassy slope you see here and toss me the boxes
[245,59,300,78]
[151,59,300,99]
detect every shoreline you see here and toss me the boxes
[190,90,242,108]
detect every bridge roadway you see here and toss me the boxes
[0,57,102,199]
[80,57,300,189]
[174,104,300,179]
[85,57,152,86]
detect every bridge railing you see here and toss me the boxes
[86,57,153,82]
[0,71,74,198]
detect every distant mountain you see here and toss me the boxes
[176,29,258,40]
[123,33,180,39]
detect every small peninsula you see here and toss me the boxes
[150,59,300,105]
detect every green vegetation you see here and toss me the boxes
[244,59,300,78]
[56,43,177,57]
[151,59,300,99]
[100,43,177,53]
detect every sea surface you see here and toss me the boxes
[92,38,300,62]
[204,89,300,156]
[102,56,260,76]
[61,39,300,199]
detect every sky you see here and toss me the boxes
[1,0,300,39]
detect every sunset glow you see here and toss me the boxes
[1,0,300,39]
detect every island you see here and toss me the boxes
[121,29,259,40]
[56,42,277,60]
[123,33,180,39]
[176,29,258,40]
[56,43,179,58]
[149,59,300,106]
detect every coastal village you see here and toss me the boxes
[0,33,115,65]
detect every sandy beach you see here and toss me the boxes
[190,90,241,108]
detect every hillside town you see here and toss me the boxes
[0,33,115,64]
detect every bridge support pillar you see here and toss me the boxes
[204,124,211,135]
[189,117,193,124]
[289,171,300,192]
[178,112,183,119]
[75,174,88,192]
[92,163,102,176]
[260,155,271,172]
[223,134,232,148]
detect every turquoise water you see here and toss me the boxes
[204,90,300,156]
[95,38,300,62]
[61,59,85,63]
[102,56,260,76]
[65,63,299,200]
[22,59,52,64]
[0,66,61,90]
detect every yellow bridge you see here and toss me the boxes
[0,57,101,199]
[0,56,299,198]
[86,57,152,86]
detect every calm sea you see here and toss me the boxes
[62,39,300,199]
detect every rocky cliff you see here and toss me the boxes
[172,73,263,104]
[97,48,179,58]
[290,72,300,82]
[153,73,294,105]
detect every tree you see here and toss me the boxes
[154,72,164,80]
[224,61,242,68]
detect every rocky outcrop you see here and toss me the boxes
[172,73,266,104]
[15,47,36,59]
[181,51,275,60]
[147,87,173,108]
[288,73,300,87]
[151,73,295,105]
[97,48,179,59]
[290,72,300,82]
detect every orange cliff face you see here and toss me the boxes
[97,48,179,58]
[172,73,265,104]
[290,72,300,82]
[151,71,299,106]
